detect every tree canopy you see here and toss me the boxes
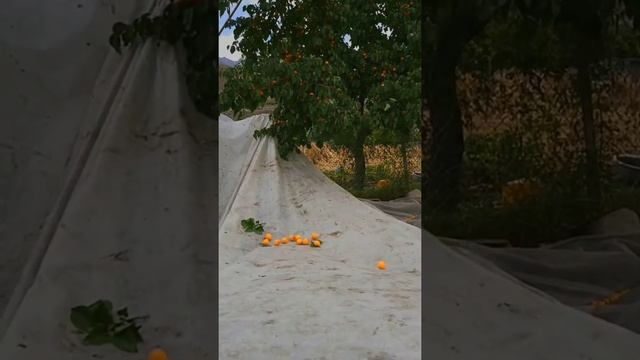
[219,0,420,188]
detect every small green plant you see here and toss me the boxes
[464,131,545,187]
[70,299,149,353]
[241,218,264,234]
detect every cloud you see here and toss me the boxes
[219,33,243,61]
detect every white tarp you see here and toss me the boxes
[218,114,422,359]
[219,113,640,359]
[422,229,640,359]
[361,190,422,228]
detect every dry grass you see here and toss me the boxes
[301,143,421,177]
[454,69,640,165]
[425,68,640,245]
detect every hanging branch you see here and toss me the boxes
[219,0,243,36]
[109,0,216,118]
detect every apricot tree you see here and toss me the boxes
[220,0,419,189]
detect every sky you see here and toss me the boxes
[219,0,257,61]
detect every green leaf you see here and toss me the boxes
[70,306,92,333]
[112,22,128,34]
[131,325,144,342]
[122,28,136,46]
[108,34,122,54]
[70,299,151,354]
[112,325,143,353]
[88,300,114,326]
[240,218,265,234]
[112,336,138,353]
[116,307,129,319]
[88,299,112,313]
[82,330,111,346]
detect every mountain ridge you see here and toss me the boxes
[219,57,239,68]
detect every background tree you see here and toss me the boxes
[424,0,640,244]
[220,0,420,190]
[423,0,511,212]
[424,0,640,212]
[516,0,640,200]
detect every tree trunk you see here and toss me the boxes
[575,60,601,201]
[352,98,369,190]
[567,8,603,202]
[424,40,465,212]
[400,142,409,187]
[352,128,368,190]
[422,4,509,213]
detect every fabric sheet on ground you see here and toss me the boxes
[369,187,640,336]
[218,114,421,359]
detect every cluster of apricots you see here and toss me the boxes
[259,232,387,270]
[261,232,322,248]
[281,51,303,64]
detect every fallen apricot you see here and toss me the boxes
[274,239,281,246]
[296,238,303,245]
[264,233,272,240]
[312,240,321,247]
[377,261,386,270]
[376,179,391,190]
[261,239,270,247]
[281,238,289,245]
[311,232,320,240]
[302,238,310,245]
[147,348,168,360]
[294,234,302,240]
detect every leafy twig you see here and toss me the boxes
[241,218,265,234]
[70,300,149,353]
